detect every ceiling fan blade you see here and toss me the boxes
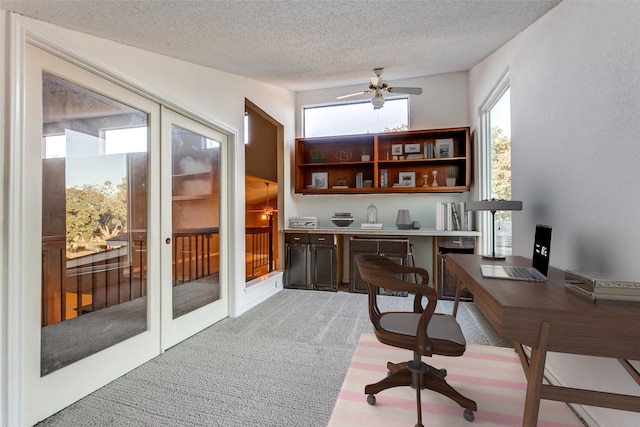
[336,90,370,100]
[387,86,423,95]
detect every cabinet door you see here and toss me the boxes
[436,236,475,300]
[349,251,371,294]
[378,252,409,296]
[284,243,309,289]
[310,244,337,291]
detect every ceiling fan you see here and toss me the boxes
[337,68,423,109]
[248,182,278,218]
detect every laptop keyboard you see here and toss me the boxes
[503,266,538,280]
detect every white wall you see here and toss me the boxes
[470,1,640,425]
[294,72,473,280]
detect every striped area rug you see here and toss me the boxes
[328,334,583,427]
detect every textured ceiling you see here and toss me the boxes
[1,0,561,91]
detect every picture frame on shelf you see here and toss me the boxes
[435,139,454,158]
[311,172,328,189]
[398,171,416,187]
[391,144,403,155]
[404,143,421,153]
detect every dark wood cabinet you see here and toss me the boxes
[436,236,476,300]
[309,235,338,291]
[349,237,411,294]
[284,233,337,291]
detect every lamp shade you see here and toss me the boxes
[466,200,522,212]
[371,92,385,109]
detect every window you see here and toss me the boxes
[303,98,409,137]
[479,71,512,255]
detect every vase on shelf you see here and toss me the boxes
[446,177,456,186]
[396,209,412,230]
[367,202,378,224]
[432,170,438,187]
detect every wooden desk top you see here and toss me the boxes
[446,254,640,361]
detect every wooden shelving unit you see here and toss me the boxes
[294,127,471,194]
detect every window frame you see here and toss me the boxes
[302,97,410,138]
[478,69,511,255]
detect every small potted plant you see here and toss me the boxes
[361,147,370,162]
[446,168,456,186]
[310,151,325,163]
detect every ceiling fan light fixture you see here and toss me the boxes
[371,92,385,109]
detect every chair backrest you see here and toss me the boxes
[355,254,437,342]
[355,254,465,357]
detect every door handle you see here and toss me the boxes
[166,237,171,244]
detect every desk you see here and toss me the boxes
[446,254,640,426]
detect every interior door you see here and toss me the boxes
[160,107,228,349]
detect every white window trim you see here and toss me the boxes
[477,68,510,255]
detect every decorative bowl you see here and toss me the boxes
[331,217,354,227]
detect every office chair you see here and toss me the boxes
[355,254,476,426]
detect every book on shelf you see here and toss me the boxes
[355,172,363,188]
[423,143,435,159]
[380,169,388,188]
[436,201,473,231]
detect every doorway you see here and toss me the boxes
[244,100,282,284]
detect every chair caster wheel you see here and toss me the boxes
[463,409,475,422]
[367,394,376,405]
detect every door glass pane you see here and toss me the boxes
[171,125,220,318]
[41,72,148,376]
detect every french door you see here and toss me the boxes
[160,107,228,349]
[20,44,227,425]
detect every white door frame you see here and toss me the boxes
[5,15,233,425]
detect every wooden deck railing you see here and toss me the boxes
[41,226,273,326]
[245,226,273,280]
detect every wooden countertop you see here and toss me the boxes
[282,227,480,237]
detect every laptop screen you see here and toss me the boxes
[531,225,552,276]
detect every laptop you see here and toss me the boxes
[480,224,552,282]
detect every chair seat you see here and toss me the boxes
[379,312,466,345]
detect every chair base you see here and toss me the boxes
[365,358,477,426]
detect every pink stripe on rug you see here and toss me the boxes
[328,334,583,427]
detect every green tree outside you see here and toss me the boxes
[491,126,512,222]
[66,179,127,252]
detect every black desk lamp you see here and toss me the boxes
[466,199,523,260]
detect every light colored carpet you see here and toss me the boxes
[37,289,512,426]
[329,334,583,427]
